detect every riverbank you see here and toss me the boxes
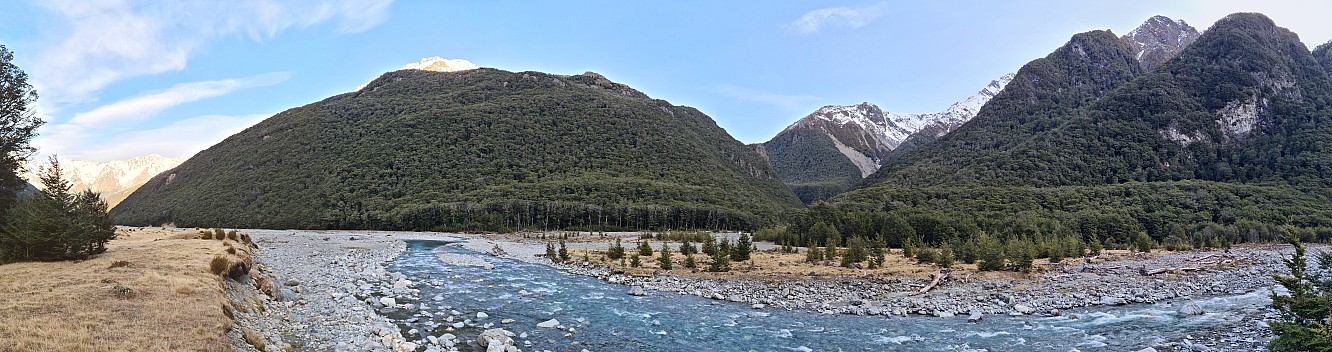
[233,229,1287,351]
[0,229,235,352]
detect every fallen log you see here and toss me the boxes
[913,269,951,295]
[1143,267,1203,275]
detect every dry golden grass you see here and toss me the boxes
[0,229,234,352]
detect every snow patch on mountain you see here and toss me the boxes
[1121,15,1200,70]
[772,73,1016,173]
[24,154,187,207]
[400,57,479,72]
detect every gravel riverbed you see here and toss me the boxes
[230,230,1298,352]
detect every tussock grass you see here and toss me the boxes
[0,229,234,352]
[241,327,266,351]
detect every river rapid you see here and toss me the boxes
[384,240,1273,352]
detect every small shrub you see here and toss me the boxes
[213,228,225,240]
[209,255,229,275]
[107,260,131,269]
[226,230,239,242]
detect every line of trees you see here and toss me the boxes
[0,45,116,264]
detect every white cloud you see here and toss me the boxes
[717,85,822,112]
[69,72,287,127]
[41,113,271,162]
[787,3,888,36]
[31,0,393,105]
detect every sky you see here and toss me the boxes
[1,0,1331,162]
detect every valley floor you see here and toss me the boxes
[0,229,235,352]
[222,229,1287,351]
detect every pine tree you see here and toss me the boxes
[902,237,916,259]
[1,158,114,263]
[684,254,697,269]
[545,242,557,261]
[658,243,672,270]
[868,239,885,269]
[701,235,719,257]
[718,237,731,259]
[707,248,730,272]
[805,241,822,263]
[1007,239,1034,272]
[0,45,42,224]
[607,238,626,260]
[840,236,867,267]
[977,234,1006,271]
[630,253,641,267]
[680,239,695,256]
[558,239,571,262]
[731,233,752,262]
[936,246,955,268]
[825,228,841,259]
[638,240,653,257]
[1268,235,1332,351]
[1135,232,1153,253]
[1088,236,1104,256]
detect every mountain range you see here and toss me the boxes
[23,154,186,207]
[108,12,1332,242]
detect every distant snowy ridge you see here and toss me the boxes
[24,154,187,207]
[773,73,1015,176]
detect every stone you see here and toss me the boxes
[1013,304,1036,315]
[478,328,514,349]
[452,322,465,329]
[1100,296,1127,306]
[1178,303,1205,316]
[751,303,766,309]
[1134,348,1157,352]
[537,319,560,328]
[477,312,489,319]
[933,310,955,318]
[284,279,300,286]
[628,287,647,296]
[380,297,397,308]
[394,279,413,289]
[501,319,515,324]
[968,310,983,323]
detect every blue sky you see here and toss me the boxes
[1,0,1330,162]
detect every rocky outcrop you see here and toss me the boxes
[1120,15,1201,70]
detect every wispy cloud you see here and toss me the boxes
[35,72,285,162]
[69,73,287,127]
[787,3,888,35]
[717,85,822,112]
[31,0,393,105]
[37,113,271,162]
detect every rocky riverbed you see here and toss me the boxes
[228,230,1298,351]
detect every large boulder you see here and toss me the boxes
[1177,303,1205,316]
[478,329,514,352]
[537,319,560,328]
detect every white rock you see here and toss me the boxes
[452,322,465,329]
[478,328,514,349]
[477,312,489,319]
[537,319,560,328]
[501,319,515,324]
[380,297,397,308]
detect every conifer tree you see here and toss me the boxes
[1269,235,1332,351]
[684,254,697,269]
[607,238,625,260]
[558,239,571,262]
[545,242,557,261]
[1,158,114,263]
[976,234,1006,271]
[805,240,822,263]
[702,235,719,257]
[638,240,653,257]
[630,253,641,267]
[658,243,672,270]
[731,233,752,262]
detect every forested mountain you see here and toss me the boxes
[112,67,802,231]
[860,29,1144,187]
[1315,40,1332,77]
[809,13,1332,250]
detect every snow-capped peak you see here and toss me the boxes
[23,154,188,207]
[400,57,479,72]
[887,73,1015,138]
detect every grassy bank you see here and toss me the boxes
[0,229,235,352]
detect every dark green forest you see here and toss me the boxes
[112,69,802,231]
[768,14,1332,253]
[759,128,862,204]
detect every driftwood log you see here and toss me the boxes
[913,269,952,295]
